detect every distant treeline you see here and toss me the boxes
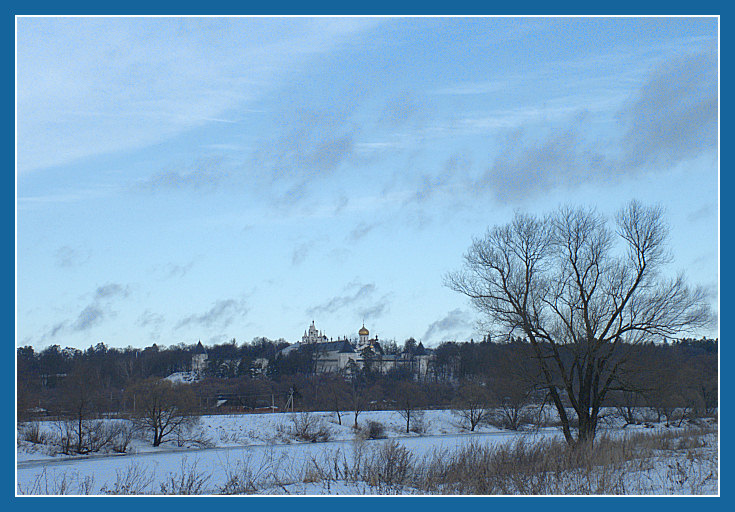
[17,336,717,422]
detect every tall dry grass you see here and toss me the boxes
[18,426,717,495]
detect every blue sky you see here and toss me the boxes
[16,17,718,350]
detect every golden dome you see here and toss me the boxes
[359,325,369,336]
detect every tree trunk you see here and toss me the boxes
[77,413,84,453]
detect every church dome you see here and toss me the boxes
[359,325,369,336]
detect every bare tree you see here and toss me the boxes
[347,369,369,429]
[59,365,102,454]
[395,382,425,433]
[128,379,197,447]
[446,201,710,445]
[453,381,492,431]
[327,377,350,426]
[489,374,535,431]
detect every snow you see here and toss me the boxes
[163,371,200,384]
[16,409,717,495]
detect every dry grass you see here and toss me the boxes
[18,425,717,495]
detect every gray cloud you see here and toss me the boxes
[409,153,472,205]
[176,298,249,330]
[94,283,129,301]
[379,93,424,127]
[477,49,717,204]
[479,124,609,204]
[423,309,473,342]
[291,242,311,266]
[687,204,716,223]
[256,108,356,184]
[54,246,90,268]
[72,305,104,331]
[358,294,392,321]
[701,282,718,301]
[137,158,230,192]
[349,221,380,242]
[46,282,130,339]
[49,322,66,338]
[291,236,329,266]
[165,261,195,279]
[307,282,376,317]
[138,309,166,340]
[618,48,717,168]
[138,309,165,328]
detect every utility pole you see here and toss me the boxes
[285,387,295,413]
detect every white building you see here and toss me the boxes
[302,321,328,344]
[281,322,433,378]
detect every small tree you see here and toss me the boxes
[453,381,492,431]
[348,369,369,429]
[396,382,425,433]
[59,365,102,454]
[328,377,350,425]
[128,379,197,447]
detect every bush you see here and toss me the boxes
[368,440,413,488]
[409,412,426,434]
[19,422,47,445]
[287,412,332,443]
[159,458,211,495]
[100,462,155,495]
[110,421,136,453]
[358,420,387,440]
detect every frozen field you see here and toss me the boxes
[17,409,717,495]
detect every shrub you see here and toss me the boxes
[100,462,155,495]
[159,458,211,495]
[287,412,332,443]
[20,422,47,445]
[409,412,427,434]
[110,421,136,453]
[357,420,387,440]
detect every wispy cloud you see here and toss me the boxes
[358,294,392,321]
[348,221,381,242]
[423,309,472,342]
[291,241,313,266]
[478,123,609,204]
[255,108,357,188]
[307,281,376,317]
[476,49,717,204]
[138,309,165,328]
[176,298,249,330]
[94,283,129,301]
[72,305,105,331]
[617,48,717,168]
[408,153,472,205]
[291,235,330,266]
[137,309,166,340]
[54,246,91,268]
[379,93,425,127]
[136,157,231,192]
[17,18,376,173]
[688,204,716,223]
[166,262,195,279]
[45,282,130,339]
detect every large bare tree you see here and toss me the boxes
[446,201,711,445]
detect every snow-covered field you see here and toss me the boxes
[17,410,718,495]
